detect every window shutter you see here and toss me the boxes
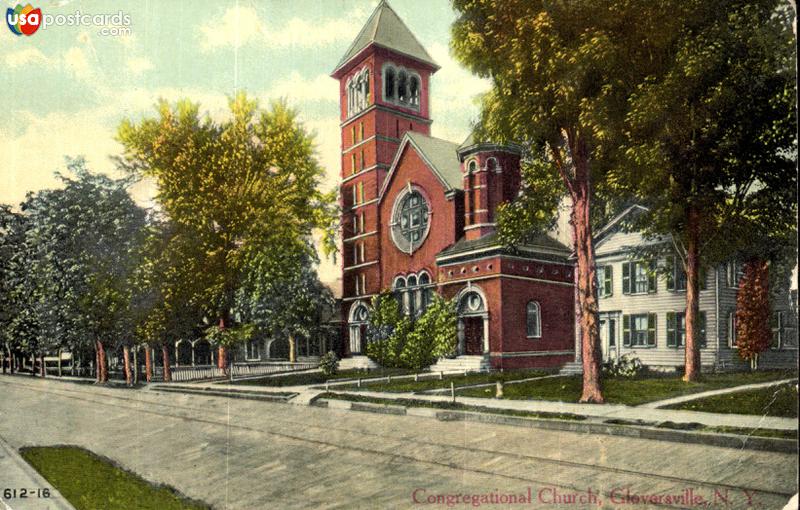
[666,312,676,347]
[666,256,675,291]
[647,313,657,346]
[698,312,707,348]
[648,260,657,293]
[699,266,707,290]
[622,262,631,294]
[623,315,631,346]
[604,266,613,296]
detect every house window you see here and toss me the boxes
[608,318,616,347]
[360,149,365,171]
[725,262,739,288]
[622,261,656,294]
[526,301,541,338]
[352,184,358,206]
[598,265,613,297]
[666,311,706,348]
[727,311,737,348]
[359,123,365,141]
[666,255,687,291]
[623,313,656,347]
[351,153,357,175]
[771,311,783,349]
[246,339,260,360]
[350,126,356,146]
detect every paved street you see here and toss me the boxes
[0,375,797,509]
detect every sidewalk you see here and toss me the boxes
[638,377,798,409]
[0,435,74,510]
[319,389,799,431]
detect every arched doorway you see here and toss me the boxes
[348,301,369,355]
[457,288,489,355]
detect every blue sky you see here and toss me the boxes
[0,0,489,285]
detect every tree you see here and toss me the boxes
[400,295,457,370]
[118,94,335,371]
[0,205,23,374]
[14,158,147,383]
[235,242,334,363]
[620,0,796,381]
[450,0,688,401]
[735,259,772,368]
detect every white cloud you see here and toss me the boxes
[3,47,50,69]
[63,46,90,75]
[198,5,366,51]
[264,72,338,103]
[199,5,265,50]
[126,56,153,75]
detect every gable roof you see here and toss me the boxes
[593,204,649,246]
[332,1,438,76]
[379,132,463,199]
[437,232,571,263]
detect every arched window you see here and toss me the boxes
[363,69,370,105]
[409,76,420,106]
[526,301,541,338]
[418,272,432,310]
[486,157,498,172]
[397,71,408,103]
[467,160,478,173]
[384,67,396,100]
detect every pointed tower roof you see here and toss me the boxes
[331,0,438,77]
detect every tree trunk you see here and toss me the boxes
[2,344,6,375]
[161,344,172,382]
[217,345,227,370]
[123,345,132,386]
[96,340,108,383]
[57,349,62,377]
[39,354,45,378]
[145,347,152,383]
[289,333,296,363]
[683,206,701,382]
[95,346,101,382]
[567,139,603,404]
[133,348,139,385]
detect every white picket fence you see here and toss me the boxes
[162,361,318,382]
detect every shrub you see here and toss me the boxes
[365,292,409,367]
[319,351,339,377]
[602,354,643,378]
[399,295,457,370]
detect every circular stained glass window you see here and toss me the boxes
[392,189,430,253]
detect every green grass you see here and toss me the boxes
[664,382,799,417]
[458,370,797,406]
[229,367,417,387]
[602,419,796,440]
[334,369,552,393]
[20,446,210,510]
[317,392,586,421]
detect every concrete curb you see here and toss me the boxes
[0,435,75,510]
[149,385,296,402]
[312,398,798,454]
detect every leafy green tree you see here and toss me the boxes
[400,295,457,370]
[0,205,23,373]
[14,158,146,382]
[619,0,796,380]
[450,0,687,401]
[235,241,334,362]
[365,292,411,368]
[118,94,335,370]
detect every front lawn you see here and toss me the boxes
[20,446,210,510]
[457,370,797,406]
[230,367,417,387]
[664,382,799,417]
[334,369,551,393]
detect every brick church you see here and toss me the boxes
[331,1,576,370]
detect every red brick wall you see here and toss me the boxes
[379,147,459,289]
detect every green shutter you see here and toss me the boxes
[666,256,675,291]
[623,315,631,346]
[647,313,657,346]
[604,266,613,296]
[699,266,707,290]
[698,311,707,348]
[666,312,676,347]
[622,262,631,294]
[648,260,657,293]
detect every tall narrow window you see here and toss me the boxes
[598,265,613,297]
[409,76,420,106]
[360,149,365,170]
[526,301,541,338]
[363,70,370,104]
[358,181,365,204]
[771,312,783,349]
[727,311,737,348]
[397,71,408,102]
[351,153,357,175]
[359,123,365,141]
[384,67,396,100]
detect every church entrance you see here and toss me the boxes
[462,317,484,355]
